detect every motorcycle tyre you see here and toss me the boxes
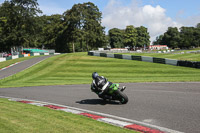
[115,90,128,104]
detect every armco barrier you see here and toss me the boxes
[0,53,60,62]
[88,51,200,69]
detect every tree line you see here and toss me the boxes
[153,24,200,49]
[0,0,151,53]
[108,25,150,50]
[0,0,106,53]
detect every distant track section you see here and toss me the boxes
[0,55,52,79]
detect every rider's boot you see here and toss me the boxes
[121,86,126,91]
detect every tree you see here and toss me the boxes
[153,35,164,45]
[124,25,137,50]
[0,0,42,52]
[194,24,200,47]
[39,15,64,50]
[136,26,150,48]
[161,27,180,48]
[196,23,200,29]
[0,16,7,51]
[193,28,200,47]
[62,2,105,52]
[153,23,200,49]
[108,28,124,48]
[179,27,195,49]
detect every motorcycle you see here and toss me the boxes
[101,83,128,104]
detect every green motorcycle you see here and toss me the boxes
[102,83,128,104]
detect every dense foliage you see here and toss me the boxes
[153,25,200,49]
[0,0,42,52]
[108,25,150,49]
[0,0,106,53]
[2,0,198,52]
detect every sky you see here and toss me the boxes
[1,0,200,43]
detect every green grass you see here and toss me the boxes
[0,98,134,133]
[121,52,200,61]
[0,52,200,88]
[0,56,42,69]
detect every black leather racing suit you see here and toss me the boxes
[91,76,112,99]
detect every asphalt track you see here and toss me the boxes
[0,56,200,133]
[0,55,51,79]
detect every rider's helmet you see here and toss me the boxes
[92,72,99,79]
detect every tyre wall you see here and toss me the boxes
[88,52,200,69]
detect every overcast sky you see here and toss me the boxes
[1,0,200,43]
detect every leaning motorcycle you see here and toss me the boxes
[101,83,128,104]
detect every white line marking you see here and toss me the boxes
[59,108,84,114]
[98,118,132,127]
[28,103,48,106]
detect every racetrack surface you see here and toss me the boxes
[0,83,200,133]
[0,56,200,133]
[0,55,52,79]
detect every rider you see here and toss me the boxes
[91,72,113,100]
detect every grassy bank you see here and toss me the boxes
[0,98,134,133]
[0,52,200,88]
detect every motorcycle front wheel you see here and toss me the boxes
[115,90,128,104]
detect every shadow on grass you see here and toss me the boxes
[76,99,120,105]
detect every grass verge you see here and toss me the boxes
[0,98,134,133]
[0,52,200,88]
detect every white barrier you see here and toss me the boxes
[0,58,6,62]
[122,55,132,60]
[165,59,178,66]
[94,52,100,56]
[107,53,115,58]
[33,53,40,56]
[142,56,153,63]
[12,55,19,59]
[44,53,49,55]
[24,54,29,57]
